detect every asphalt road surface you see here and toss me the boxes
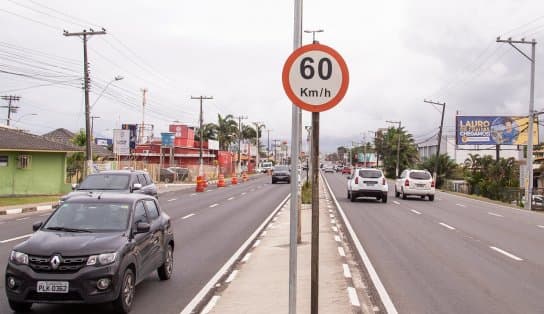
[0,174,289,314]
[323,172,544,314]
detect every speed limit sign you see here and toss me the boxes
[282,43,349,112]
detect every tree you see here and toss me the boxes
[215,114,238,150]
[376,126,418,178]
[419,153,458,188]
[194,123,217,142]
[241,124,257,144]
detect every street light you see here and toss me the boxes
[90,75,124,111]
[304,29,324,43]
[386,120,402,177]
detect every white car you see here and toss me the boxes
[323,164,335,173]
[347,168,388,203]
[395,169,435,201]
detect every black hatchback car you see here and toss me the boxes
[5,193,174,313]
[60,170,158,204]
[272,165,291,184]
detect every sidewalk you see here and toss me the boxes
[205,178,366,313]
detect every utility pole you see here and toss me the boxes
[1,95,20,126]
[140,88,148,144]
[191,96,213,176]
[235,115,248,174]
[272,139,280,164]
[424,100,446,182]
[253,122,264,172]
[386,120,402,177]
[64,28,106,177]
[497,36,537,210]
[267,129,273,160]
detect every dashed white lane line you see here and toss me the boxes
[225,270,239,283]
[488,212,504,218]
[241,192,247,196]
[190,193,197,196]
[253,240,261,248]
[393,201,400,205]
[0,234,32,244]
[39,214,50,217]
[201,295,220,314]
[347,287,361,307]
[338,247,346,257]
[250,188,255,192]
[242,253,251,263]
[227,197,235,201]
[16,217,30,221]
[334,235,341,242]
[490,246,524,261]
[330,219,336,224]
[342,264,352,278]
[538,225,544,229]
[209,203,219,208]
[456,203,466,207]
[439,222,456,230]
[181,213,195,220]
[332,226,338,232]
[410,209,422,215]
[167,198,177,202]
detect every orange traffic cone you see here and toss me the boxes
[195,176,205,192]
[217,174,225,187]
[231,172,238,185]
[202,174,208,188]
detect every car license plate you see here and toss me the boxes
[416,184,425,188]
[366,183,375,186]
[37,281,69,293]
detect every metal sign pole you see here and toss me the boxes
[311,111,319,314]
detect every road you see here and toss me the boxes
[323,172,544,314]
[0,174,289,314]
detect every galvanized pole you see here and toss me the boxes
[310,112,319,314]
[289,1,302,312]
[191,96,213,176]
[424,100,446,182]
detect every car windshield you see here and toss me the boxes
[410,171,431,180]
[359,170,382,178]
[44,202,130,232]
[78,174,130,190]
[274,166,289,172]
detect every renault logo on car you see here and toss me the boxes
[50,255,61,270]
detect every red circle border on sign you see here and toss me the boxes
[282,43,349,112]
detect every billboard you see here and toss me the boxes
[113,129,130,155]
[456,116,538,145]
[95,138,112,146]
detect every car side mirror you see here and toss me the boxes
[32,221,43,231]
[134,222,150,234]
[71,183,78,191]
[132,183,142,191]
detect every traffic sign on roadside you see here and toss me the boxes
[282,43,349,112]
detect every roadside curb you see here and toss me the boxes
[0,204,56,216]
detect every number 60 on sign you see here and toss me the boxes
[282,43,349,112]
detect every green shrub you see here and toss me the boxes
[301,181,312,204]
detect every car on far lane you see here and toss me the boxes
[395,169,435,201]
[272,165,291,184]
[341,166,351,175]
[323,164,335,173]
[347,168,388,203]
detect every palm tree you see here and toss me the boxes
[376,126,419,178]
[194,123,217,142]
[419,154,458,187]
[215,114,238,150]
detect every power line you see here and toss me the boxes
[0,8,60,31]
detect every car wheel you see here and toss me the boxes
[395,188,400,198]
[428,195,435,201]
[8,300,32,312]
[272,180,276,184]
[113,268,135,314]
[402,189,407,200]
[420,196,425,199]
[347,190,351,199]
[158,244,174,280]
[165,177,172,183]
[382,195,388,203]
[350,193,356,202]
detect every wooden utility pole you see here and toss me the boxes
[191,96,213,176]
[1,95,20,126]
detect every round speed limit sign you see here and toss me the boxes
[282,43,349,112]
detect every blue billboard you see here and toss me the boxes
[456,116,538,145]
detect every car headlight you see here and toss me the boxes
[87,252,117,266]
[10,251,28,265]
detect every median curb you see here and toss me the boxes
[0,203,56,216]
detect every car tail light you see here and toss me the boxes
[404,179,409,187]
[431,180,435,188]
[355,177,359,184]
[382,178,386,185]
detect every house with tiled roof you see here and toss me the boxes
[0,126,82,196]
[42,128,113,160]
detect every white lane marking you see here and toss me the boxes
[201,295,220,314]
[16,217,30,221]
[334,235,341,242]
[438,198,443,201]
[330,219,336,224]
[347,287,361,307]
[329,214,335,218]
[338,247,346,257]
[209,203,219,208]
[227,197,235,201]
[261,231,267,237]
[410,209,422,215]
[250,189,255,192]
[241,192,247,195]
[36,205,52,211]
[39,214,50,217]
[181,213,195,220]
[167,198,177,202]
[538,225,544,229]
[332,226,338,232]
[488,212,504,218]
[242,253,252,263]
[190,193,197,196]
[0,234,32,244]
[455,203,466,207]
[225,270,239,283]
[253,240,261,248]
[342,264,352,278]
[393,201,400,205]
[490,246,523,261]
[6,208,22,215]
[439,222,456,230]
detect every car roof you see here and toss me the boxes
[355,167,382,171]
[63,193,155,204]
[90,170,146,175]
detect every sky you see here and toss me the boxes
[2,0,544,153]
